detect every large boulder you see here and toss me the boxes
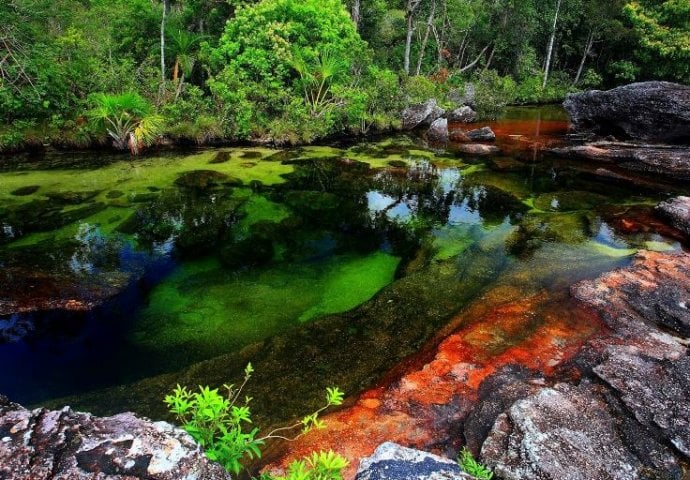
[426,118,449,143]
[402,99,445,130]
[0,396,229,480]
[656,196,690,237]
[564,82,690,143]
[466,127,496,142]
[355,442,473,480]
[448,106,477,123]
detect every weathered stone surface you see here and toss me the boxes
[572,251,690,340]
[551,142,690,181]
[656,196,690,237]
[0,395,229,480]
[448,106,477,123]
[466,127,495,142]
[454,144,500,156]
[481,383,679,480]
[564,82,690,143]
[355,442,473,480]
[594,351,690,458]
[402,99,445,130]
[427,118,449,143]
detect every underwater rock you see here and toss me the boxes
[488,157,526,172]
[454,144,500,156]
[402,99,444,130]
[45,190,100,204]
[209,151,231,164]
[0,395,229,480]
[10,186,40,196]
[551,142,690,181]
[355,442,473,480]
[426,118,449,143]
[466,127,496,142]
[174,170,239,189]
[448,106,477,123]
[218,237,274,269]
[656,196,690,238]
[0,266,131,318]
[481,382,679,480]
[564,82,690,143]
[106,190,125,199]
[533,191,608,212]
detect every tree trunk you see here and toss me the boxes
[482,44,496,72]
[542,0,562,88]
[404,0,422,75]
[160,0,168,87]
[460,43,491,73]
[573,30,594,85]
[415,0,436,75]
[351,0,361,30]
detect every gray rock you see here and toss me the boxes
[356,442,473,480]
[448,107,477,123]
[594,350,690,458]
[564,82,690,143]
[656,196,690,237]
[402,99,445,130]
[0,396,229,480]
[427,118,449,143]
[454,144,500,156]
[481,383,679,480]
[466,127,495,142]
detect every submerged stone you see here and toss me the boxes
[106,190,125,199]
[45,190,100,204]
[174,170,236,189]
[10,185,40,196]
[219,237,274,269]
[533,191,608,212]
[209,151,231,164]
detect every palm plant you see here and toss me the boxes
[167,29,206,100]
[87,92,163,154]
[291,49,347,117]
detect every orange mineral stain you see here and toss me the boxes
[262,290,603,479]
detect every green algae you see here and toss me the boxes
[298,252,400,322]
[430,225,477,261]
[129,252,400,360]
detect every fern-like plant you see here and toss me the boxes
[458,447,493,480]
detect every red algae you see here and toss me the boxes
[262,289,603,479]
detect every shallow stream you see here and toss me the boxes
[0,107,686,428]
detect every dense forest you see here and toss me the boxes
[0,0,688,150]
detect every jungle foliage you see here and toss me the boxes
[0,0,688,150]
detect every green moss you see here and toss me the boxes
[298,252,400,322]
[430,225,477,261]
[130,252,400,359]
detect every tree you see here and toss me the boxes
[624,0,690,83]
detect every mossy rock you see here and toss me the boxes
[106,190,125,199]
[219,237,274,269]
[45,190,100,204]
[11,185,40,196]
[174,170,239,190]
[533,191,609,212]
[210,151,231,164]
[129,193,159,203]
[388,160,408,168]
[240,151,264,159]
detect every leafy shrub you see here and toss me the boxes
[472,70,517,119]
[260,451,349,480]
[165,363,345,475]
[402,75,440,104]
[458,447,493,480]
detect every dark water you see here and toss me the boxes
[0,107,686,422]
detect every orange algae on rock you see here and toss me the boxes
[263,289,603,480]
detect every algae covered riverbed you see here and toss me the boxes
[0,108,687,428]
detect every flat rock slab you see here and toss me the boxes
[564,81,690,143]
[481,383,679,480]
[551,142,690,181]
[656,196,690,237]
[356,442,473,480]
[0,396,229,480]
[594,349,690,458]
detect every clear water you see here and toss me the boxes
[0,107,686,426]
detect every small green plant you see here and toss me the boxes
[165,363,345,475]
[260,451,349,480]
[458,447,493,480]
